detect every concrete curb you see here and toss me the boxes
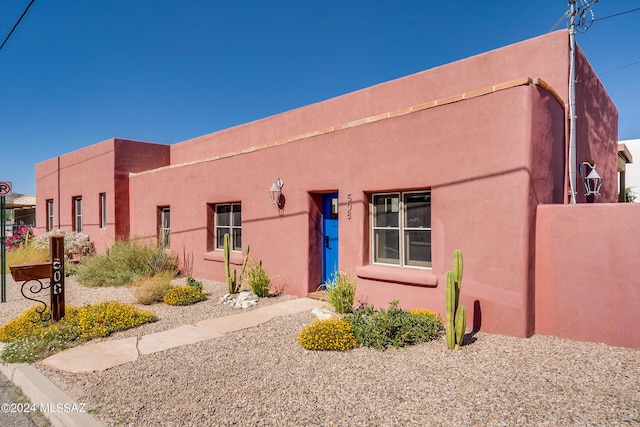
[0,362,104,427]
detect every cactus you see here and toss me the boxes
[445,249,466,350]
[223,233,250,294]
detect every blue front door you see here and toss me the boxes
[322,193,339,284]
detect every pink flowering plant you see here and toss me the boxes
[7,225,33,251]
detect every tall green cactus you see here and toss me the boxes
[223,233,250,294]
[446,249,466,350]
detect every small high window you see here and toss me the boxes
[72,196,83,233]
[99,193,107,228]
[46,199,54,231]
[158,207,170,248]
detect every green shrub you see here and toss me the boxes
[0,302,156,362]
[75,239,178,287]
[130,271,176,305]
[297,318,357,351]
[325,271,356,314]
[1,336,71,363]
[163,285,207,306]
[186,276,203,291]
[344,300,443,349]
[246,260,270,297]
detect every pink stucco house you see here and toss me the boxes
[35,31,640,349]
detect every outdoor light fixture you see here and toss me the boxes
[268,178,284,207]
[581,162,603,197]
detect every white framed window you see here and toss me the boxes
[99,193,107,228]
[46,199,54,231]
[215,203,241,251]
[72,196,82,233]
[371,190,431,268]
[158,207,170,248]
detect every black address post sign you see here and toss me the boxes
[50,235,65,322]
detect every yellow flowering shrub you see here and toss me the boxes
[298,318,357,351]
[409,308,442,322]
[0,302,156,343]
[69,301,156,339]
[0,306,52,342]
[163,285,207,306]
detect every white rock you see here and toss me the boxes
[312,307,333,320]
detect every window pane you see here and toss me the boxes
[217,227,230,249]
[216,205,231,226]
[374,229,400,264]
[232,204,241,226]
[232,228,242,251]
[373,194,399,227]
[162,209,170,228]
[404,192,430,228]
[405,230,431,267]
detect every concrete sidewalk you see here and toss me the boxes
[0,297,325,427]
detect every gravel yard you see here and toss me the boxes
[1,276,639,426]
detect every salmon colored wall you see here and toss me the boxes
[170,31,570,166]
[130,83,565,338]
[35,139,169,253]
[535,204,640,349]
[36,140,117,252]
[574,46,619,203]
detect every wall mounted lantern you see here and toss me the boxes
[268,178,284,207]
[581,162,602,197]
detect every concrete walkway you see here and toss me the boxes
[0,297,324,427]
[42,297,323,373]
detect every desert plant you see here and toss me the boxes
[325,271,356,314]
[4,242,49,273]
[297,318,357,351]
[186,276,203,291]
[223,233,249,294]
[163,285,207,306]
[345,300,442,349]
[246,260,270,297]
[146,245,179,276]
[75,239,177,287]
[446,249,466,350]
[0,302,156,362]
[6,225,33,251]
[130,270,176,305]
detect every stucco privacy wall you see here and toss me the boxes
[169,31,571,166]
[35,139,170,253]
[130,82,565,337]
[535,204,640,349]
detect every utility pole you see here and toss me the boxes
[568,0,578,204]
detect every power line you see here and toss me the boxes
[0,0,36,52]
[599,60,640,76]
[578,60,640,83]
[594,6,640,22]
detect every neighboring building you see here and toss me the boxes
[619,139,640,201]
[35,31,640,348]
[5,194,36,229]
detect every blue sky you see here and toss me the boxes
[1,0,639,195]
